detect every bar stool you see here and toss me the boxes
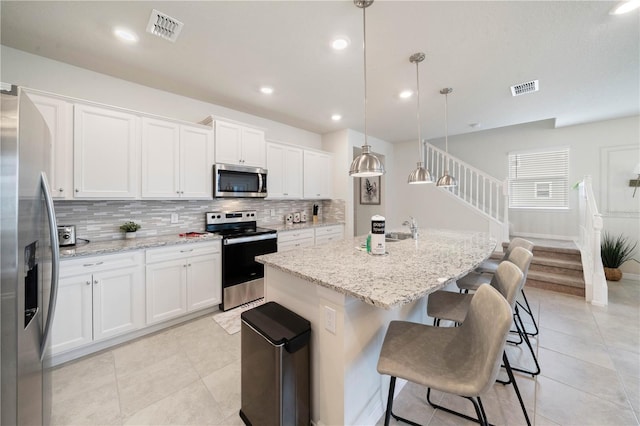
[428,248,540,378]
[460,237,538,337]
[377,284,524,426]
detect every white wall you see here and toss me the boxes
[1,46,322,149]
[427,116,640,274]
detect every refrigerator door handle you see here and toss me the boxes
[40,172,59,361]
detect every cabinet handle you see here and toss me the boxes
[283,193,288,196]
[187,263,191,267]
[94,280,99,284]
[83,263,94,267]
[180,249,193,253]
[316,193,320,196]
[176,191,180,194]
[86,280,91,285]
[75,189,79,193]
[95,262,103,266]
[58,188,64,193]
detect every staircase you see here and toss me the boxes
[489,241,585,296]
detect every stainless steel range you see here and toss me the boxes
[205,211,277,311]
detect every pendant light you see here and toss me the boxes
[407,52,433,184]
[349,0,385,178]
[436,87,457,188]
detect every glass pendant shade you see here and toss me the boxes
[408,162,432,184]
[350,144,384,177]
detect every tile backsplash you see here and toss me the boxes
[54,199,345,241]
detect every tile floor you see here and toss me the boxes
[52,278,640,425]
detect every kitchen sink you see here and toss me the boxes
[385,232,413,242]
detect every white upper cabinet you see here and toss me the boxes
[141,118,180,198]
[266,142,303,199]
[141,118,213,199]
[27,92,73,199]
[303,150,332,199]
[214,119,266,168]
[74,104,140,198]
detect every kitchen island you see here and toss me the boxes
[256,229,495,426]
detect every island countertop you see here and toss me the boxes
[256,229,496,309]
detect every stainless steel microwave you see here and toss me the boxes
[213,163,267,198]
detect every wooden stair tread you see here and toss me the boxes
[527,270,585,288]
[530,257,583,270]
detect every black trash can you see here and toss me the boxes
[239,301,311,426]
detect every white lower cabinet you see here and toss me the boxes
[277,228,315,252]
[315,225,344,246]
[146,241,221,325]
[51,252,145,355]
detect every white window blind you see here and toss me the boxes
[508,148,569,209]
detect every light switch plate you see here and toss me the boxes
[324,306,336,334]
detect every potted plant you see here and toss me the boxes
[120,221,141,239]
[601,232,637,281]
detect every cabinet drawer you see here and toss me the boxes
[146,241,221,264]
[278,238,315,252]
[61,251,143,278]
[277,228,315,243]
[315,225,344,237]
[315,234,343,246]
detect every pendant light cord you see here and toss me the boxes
[415,60,422,160]
[444,91,449,154]
[362,4,369,147]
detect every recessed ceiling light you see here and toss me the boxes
[260,86,274,95]
[331,37,350,50]
[331,114,342,121]
[399,90,413,99]
[113,27,138,43]
[610,0,640,14]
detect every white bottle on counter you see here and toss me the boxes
[370,215,386,255]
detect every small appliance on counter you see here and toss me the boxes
[293,212,301,223]
[57,225,76,247]
[285,213,293,224]
[300,211,307,222]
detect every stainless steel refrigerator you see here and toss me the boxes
[1,85,60,425]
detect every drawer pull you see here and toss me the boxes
[180,249,194,253]
[86,281,91,286]
[93,280,99,284]
[83,263,94,267]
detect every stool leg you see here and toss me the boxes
[517,289,539,336]
[502,352,532,426]
[384,377,396,426]
[509,307,541,376]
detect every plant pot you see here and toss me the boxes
[125,231,137,240]
[604,267,622,281]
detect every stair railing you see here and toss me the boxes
[424,142,509,243]
[577,175,607,306]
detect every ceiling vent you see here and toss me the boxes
[146,9,183,42]
[510,80,539,96]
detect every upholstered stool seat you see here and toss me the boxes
[426,290,472,325]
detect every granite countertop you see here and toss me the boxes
[59,233,222,259]
[256,229,496,309]
[269,221,344,232]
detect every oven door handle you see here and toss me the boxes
[224,233,277,245]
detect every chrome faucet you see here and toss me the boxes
[402,217,418,239]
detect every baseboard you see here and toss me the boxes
[511,231,578,241]
[620,272,640,281]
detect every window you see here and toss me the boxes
[508,148,569,209]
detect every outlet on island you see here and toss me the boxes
[324,305,336,334]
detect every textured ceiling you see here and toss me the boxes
[1,1,638,142]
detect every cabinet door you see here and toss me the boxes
[180,125,214,199]
[141,118,180,198]
[28,93,74,199]
[187,252,221,311]
[74,104,140,198]
[266,143,285,198]
[50,275,93,354]
[145,259,188,324]
[241,127,266,168]
[92,265,145,341]
[304,150,332,199]
[215,120,242,165]
[283,146,303,198]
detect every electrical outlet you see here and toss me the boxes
[324,306,336,334]
[170,213,179,224]
[270,209,276,217]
